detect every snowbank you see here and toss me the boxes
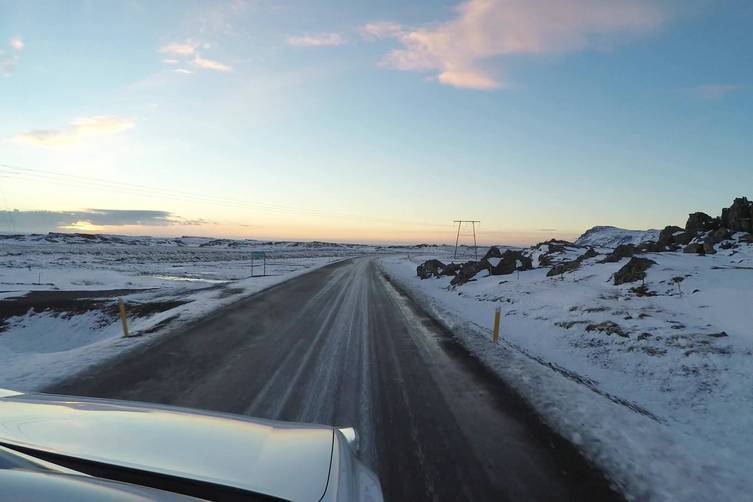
[379,244,753,501]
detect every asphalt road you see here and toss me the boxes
[49,257,621,502]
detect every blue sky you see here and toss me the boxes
[0,0,751,244]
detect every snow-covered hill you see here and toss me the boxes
[575,225,659,248]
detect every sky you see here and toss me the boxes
[0,0,751,245]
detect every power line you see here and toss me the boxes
[0,162,452,230]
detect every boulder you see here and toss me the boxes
[673,231,694,245]
[601,243,635,263]
[547,260,580,277]
[613,257,656,285]
[685,212,719,233]
[721,197,753,233]
[450,261,487,286]
[441,263,461,276]
[683,243,705,256]
[488,250,533,276]
[702,239,717,255]
[577,248,598,261]
[659,225,684,244]
[416,259,446,279]
[709,228,731,244]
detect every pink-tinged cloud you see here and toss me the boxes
[687,84,744,99]
[287,33,345,47]
[192,55,232,72]
[12,116,134,147]
[367,0,667,90]
[11,37,24,50]
[159,41,197,56]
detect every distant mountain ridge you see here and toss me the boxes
[575,226,659,248]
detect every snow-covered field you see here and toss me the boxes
[379,231,753,501]
[0,233,434,391]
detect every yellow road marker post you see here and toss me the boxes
[493,306,501,343]
[118,298,129,338]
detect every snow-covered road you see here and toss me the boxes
[48,257,619,501]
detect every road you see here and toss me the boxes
[49,257,621,502]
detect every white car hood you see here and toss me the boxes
[0,392,334,502]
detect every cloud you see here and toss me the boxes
[2,37,24,75]
[287,33,345,47]
[159,41,197,56]
[687,84,744,100]
[192,55,232,71]
[13,116,134,147]
[174,68,193,74]
[360,22,404,41]
[158,40,231,72]
[0,209,208,233]
[365,0,666,90]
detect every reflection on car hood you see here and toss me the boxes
[0,392,334,502]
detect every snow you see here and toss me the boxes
[0,233,430,391]
[379,240,753,501]
[576,226,659,249]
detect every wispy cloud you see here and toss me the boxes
[686,84,744,100]
[12,116,134,147]
[159,41,198,56]
[174,68,193,74]
[192,55,232,72]
[287,33,345,47]
[363,0,666,90]
[0,209,208,233]
[1,36,24,75]
[158,40,231,72]
[360,22,403,41]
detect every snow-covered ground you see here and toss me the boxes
[379,233,753,501]
[0,233,436,391]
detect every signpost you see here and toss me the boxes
[251,251,266,277]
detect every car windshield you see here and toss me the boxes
[1,2,751,501]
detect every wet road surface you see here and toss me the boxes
[50,257,621,501]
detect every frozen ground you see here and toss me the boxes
[0,233,436,391]
[379,233,753,501]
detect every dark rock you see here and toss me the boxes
[685,212,719,233]
[721,197,753,233]
[417,259,446,279]
[630,285,657,297]
[739,233,753,244]
[613,257,656,285]
[672,231,693,245]
[710,228,731,243]
[487,250,533,276]
[601,244,635,263]
[702,239,717,255]
[450,261,487,286]
[683,243,705,255]
[441,263,461,276]
[577,248,598,261]
[482,246,503,260]
[719,241,735,250]
[659,225,684,244]
[547,260,580,277]
[586,321,627,337]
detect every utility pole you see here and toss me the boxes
[453,220,480,260]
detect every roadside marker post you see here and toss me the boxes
[493,306,501,343]
[118,298,129,338]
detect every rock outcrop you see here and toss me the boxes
[613,257,656,285]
